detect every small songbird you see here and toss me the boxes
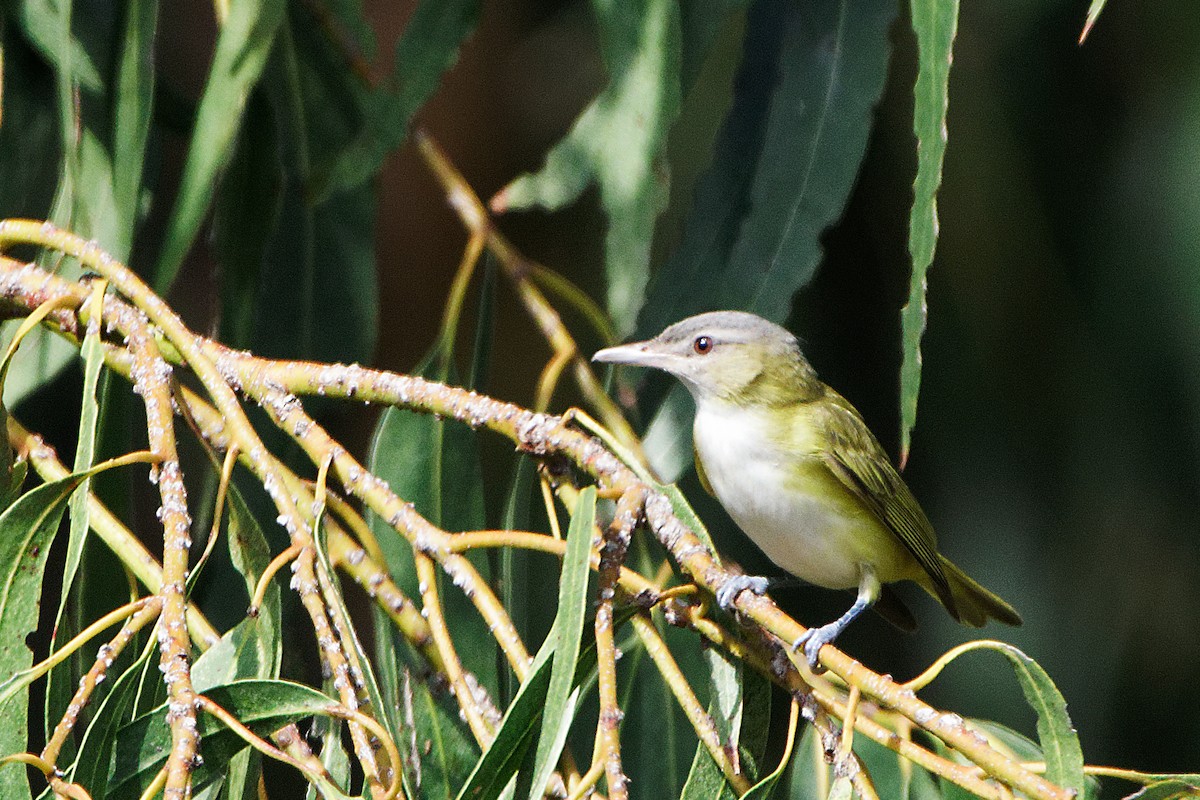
[594,311,1020,666]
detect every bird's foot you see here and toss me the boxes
[715,575,770,609]
[792,623,840,669]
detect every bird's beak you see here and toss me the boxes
[592,340,661,368]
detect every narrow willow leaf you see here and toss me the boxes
[109,680,343,796]
[680,653,770,799]
[497,0,682,335]
[44,284,108,759]
[213,25,379,366]
[1123,779,1200,800]
[526,487,596,800]
[455,608,633,800]
[1078,0,1107,44]
[322,0,481,195]
[366,363,496,693]
[110,0,159,253]
[0,474,93,800]
[69,651,153,798]
[154,0,286,292]
[635,0,898,480]
[900,0,959,463]
[455,640,557,800]
[14,0,103,92]
[989,644,1086,794]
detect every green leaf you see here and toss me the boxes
[1079,0,1107,44]
[633,0,898,480]
[109,0,159,254]
[70,650,154,798]
[526,487,596,800]
[211,25,378,366]
[153,0,286,293]
[366,368,496,693]
[900,0,958,463]
[109,679,341,796]
[14,0,104,93]
[680,650,770,799]
[990,644,1085,794]
[497,0,681,336]
[0,473,92,800]
[1123,780,1200,800]
[322,0,481,196]
[43,285,108,764]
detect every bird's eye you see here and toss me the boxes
[693,336,713,355]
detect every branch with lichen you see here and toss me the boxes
[0,220,1082,800]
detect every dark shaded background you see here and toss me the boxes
[104,0,1200,790]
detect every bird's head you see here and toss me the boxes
[593,311,820,406]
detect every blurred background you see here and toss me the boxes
[4,0,1198,794]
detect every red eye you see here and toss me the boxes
[693,336,713,355]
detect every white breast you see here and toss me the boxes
[692,401,881,589]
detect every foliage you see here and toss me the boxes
[0,0,1193,799]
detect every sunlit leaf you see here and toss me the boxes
[525,487,596,800]
[109,679,341,796]
[0,474,92,800]
[496,0,682,336]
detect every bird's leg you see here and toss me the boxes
[715,574,771,609]
[794,568,881,668]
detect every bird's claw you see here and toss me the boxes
[715,575,770,609]
[792,625,836,669]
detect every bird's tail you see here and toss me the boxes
[937,557,1023,628]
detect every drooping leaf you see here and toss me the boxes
[900,0,959,464]
[990,644,1086,794]
[108,679,345,797]
[0,473,94,800]
[1078,0,1107,44]
[680,649,770,799]
[366,366,496,694]
[109,0,159,255]
[633,0,898,480]
[496,0,682,336]
[153,0,286,292]
[525,487,596,800]
[1122,779,1200,800]
[69,649,154,799]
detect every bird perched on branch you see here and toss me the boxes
[594,310,1020,666]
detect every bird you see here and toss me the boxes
[593,310,1021,666]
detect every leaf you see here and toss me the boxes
[900,0,958,464]
[1078,0,1107,44]
[633,0,899,480]
[680,651,770,799]
[69,651,153,798]
[108,679,343,796]
[455,607,635,800]
[13,0,104,93]
[109,0,159,254]
[0,473,94,800]
[1123,780,1200,800]
[526,487,596,800]
[989,644,1086,794]
[44,282,108,763]
[366,371,496,693]
[153,0,286,293]
[496,0,681,336]
[212,27,379,366]
[321,0,482,196]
